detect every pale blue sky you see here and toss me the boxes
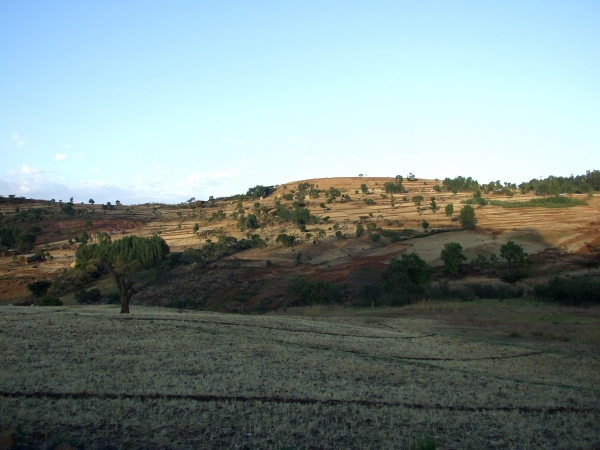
[1,1,599,203]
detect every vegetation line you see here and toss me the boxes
[115,316,435,340]
[0,390,595,414]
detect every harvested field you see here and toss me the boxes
[1,305,599,449]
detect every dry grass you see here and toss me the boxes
[1,305,599,449]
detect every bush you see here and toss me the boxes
[533,277,600,305]
[276,234,296,247]
[364,198,375,205]
[39,296,63,306]
[355,224,365,237]
[75,288,102,304]
[346,267,384,307]
[107,292,120,304]
[429,282,523,301]
[27,280,52,298]
[164,297,203,309]
[286,277,343,305]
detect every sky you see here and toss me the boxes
[1,1,599,204]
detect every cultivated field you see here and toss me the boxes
[1,304,599,449]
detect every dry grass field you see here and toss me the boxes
[1,303,599,449]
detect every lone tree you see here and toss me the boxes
[498,241,532,285]
[440,242,467,277]
[458,205,476,229]
[500,241,530,272]
[445,203,454,217]
[88,199,95,205]
[76,235,170,313]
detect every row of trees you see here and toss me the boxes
[519,171,600,195]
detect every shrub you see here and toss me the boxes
[164,297,203,310]
[75,288,102,304]
[364,198,375,205]
[27,280,52,298]
[371,233,381,242]
[286,277,343,305]
[500,270,529,285]
[533,277,600,306]
[355,224,365,237]
[276,234,296,247]
[39,296,63,306]
[346,267,384,307]
[383,182,401,193]
[107,292,120,304]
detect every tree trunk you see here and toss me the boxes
[119,281,130,314]
[103,258,134,314]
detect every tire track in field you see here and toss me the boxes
[300,343,544,362]
[115,316,435,340]
[0,390,596,414]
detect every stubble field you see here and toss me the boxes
[1,304,599,449]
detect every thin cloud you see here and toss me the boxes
[12,132,26,147]
[289,136,295,141]
[20,165,44,175]
[1,163,249,204]
[61,144,73,149]
[55,153,68,161]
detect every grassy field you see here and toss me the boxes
[1,302,599,449]
[485,197,588,208]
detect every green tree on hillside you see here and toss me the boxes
[458,205,476,229]
[360,184,368,194]
[440,242,467,277]
[355,224,365,237]
[412,195,424,207]
[16,233,36,253]
[430,197,437,212]
[27,280,52,299]
[445,203,454,217]
[383,253,433,292]
[500,241,530,272]
[76,235,170,313]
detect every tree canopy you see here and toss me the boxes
[458,205,476,229]
[440,242,467,277]
[76,235,170,313]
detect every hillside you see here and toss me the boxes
[1,176,598,307]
